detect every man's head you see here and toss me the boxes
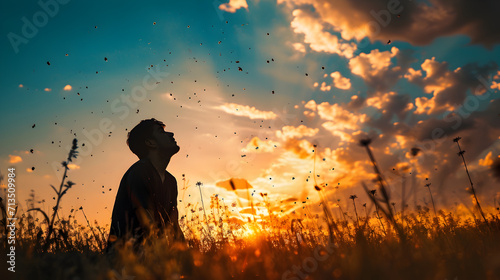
[127,118,180,159]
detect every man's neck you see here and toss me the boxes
[146,154,170,183]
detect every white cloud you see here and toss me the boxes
[276,125,319,140]
[216,103,278,120]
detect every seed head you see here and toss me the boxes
[359,138,372,147]
[410,147,421,157]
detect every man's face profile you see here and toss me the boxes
[149,124,180,158]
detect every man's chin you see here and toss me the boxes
[162,146,180,158]
[172,145,180,155]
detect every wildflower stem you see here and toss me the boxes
[426,184,437,217]
[80,207,101,251]
[44,138,78,250]
[454,138,488,223]
[361,142,398,228]
[197,182,210,235]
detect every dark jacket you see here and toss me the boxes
[107,158,184,250]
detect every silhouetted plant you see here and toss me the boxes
[28,138,78,251]
[350,195,359,227]
[369,189,386,234]
[360,138,404,239]
[453,137,487,223]
[424,183,437,217]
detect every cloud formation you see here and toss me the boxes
[330,71,351,90]
[219,0,248,13]
[349,47,413,93]
[316,101,367,130]
[280,0,500,47]
[290,9,357,58]
[242,137,279,153]
[276,125,319,141]
[67,163,80,170]
[9,155,22,163]
[217,103,278,120]
[406,58,498,115]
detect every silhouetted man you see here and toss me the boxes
[107,118,184,252]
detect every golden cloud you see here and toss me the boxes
[349,47,399,80]
[9,155,22,163]
[321,122,353,142]
[414,95,454,115]
[290,9,356,58]
[292,42,306,53]
[304,100,317,111]
[316,102,367,129]
[67,163,80,170]
[283,138,314,159]
[63,84,72,91]
[366,92,395,110]
[330,71,351,90]
[479,151,494,167]
[316,82,331,92]
[219,0,248,13]
[242,137,278,153]
[216,178,253,191]
[280,0,500,47]
[404,57,492,115]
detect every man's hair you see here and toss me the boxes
[127,118,166,159]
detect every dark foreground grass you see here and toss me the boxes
[2,209,500,280]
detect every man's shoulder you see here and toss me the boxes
[165,171,176,179]
[127,159,152,172]
[122,159,153,182]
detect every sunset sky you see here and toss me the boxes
[1,0,500,227]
